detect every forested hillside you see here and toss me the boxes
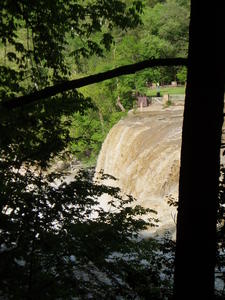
[70,0,190,163]
[0,0,190,165]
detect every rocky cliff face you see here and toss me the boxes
[95,103,184,236]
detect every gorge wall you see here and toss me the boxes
[95,102,184,236]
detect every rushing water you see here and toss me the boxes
[95,102,184,236]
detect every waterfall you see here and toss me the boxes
[95,103,184,236]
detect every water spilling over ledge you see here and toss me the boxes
[95,102,184,236]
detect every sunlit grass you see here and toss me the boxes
[146,86,185,96]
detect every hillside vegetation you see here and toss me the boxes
[0,0,190,165]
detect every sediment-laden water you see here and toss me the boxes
[95,102,184,235]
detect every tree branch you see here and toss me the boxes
[2,57,187,109]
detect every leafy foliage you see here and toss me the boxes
[70,0,190,162]
[0,0,190,165]
[216,160,225,298]
[0,167,176,299]
[0,90,94,168]
[69,107,126,165]
[0,0,143,98]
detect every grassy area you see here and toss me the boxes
[146,86,185,96]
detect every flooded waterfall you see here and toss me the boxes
[95,103,184,235]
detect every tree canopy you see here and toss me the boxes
[1,0,225,299]
[0,0,143,98]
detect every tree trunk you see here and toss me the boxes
[98,110,105,134]
[115,77,125,112]
[174,2,224,299]
[116,95,125,112]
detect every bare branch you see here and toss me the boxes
[2,57,187,109]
